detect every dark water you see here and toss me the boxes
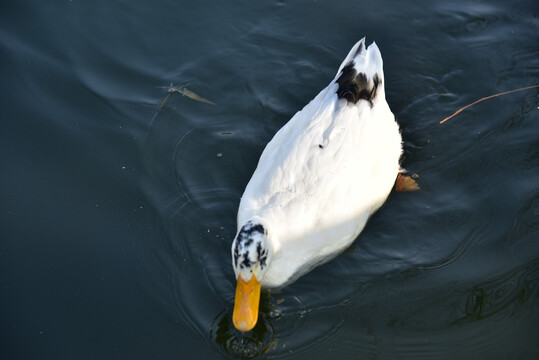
[2,0,538,359]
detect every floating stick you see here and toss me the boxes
[156,83,215,111]
[440,84,539,124]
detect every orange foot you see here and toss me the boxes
[395,173,420,192]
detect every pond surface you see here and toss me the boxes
[2,0,538,359]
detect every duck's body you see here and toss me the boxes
[232,38,407,331]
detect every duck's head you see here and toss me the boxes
[231,218,273,332]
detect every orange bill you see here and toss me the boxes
[232,274,261,332]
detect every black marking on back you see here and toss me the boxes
[354,41,364,57]
[336,62,381,106]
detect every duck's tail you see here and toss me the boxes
[333,38,384,106]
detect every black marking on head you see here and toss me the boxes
[233,245,239,268]
[336,62,381,106]
[259,250,267,269]
[239,221,266,238]
[233,220,267,269]
[255,242,267,270]
[240,251,251,269]
[318,144,324,149]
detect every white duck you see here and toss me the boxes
[231,38,417,332]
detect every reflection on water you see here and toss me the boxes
[376,260,539,359]
[505,192,539,246]
[211,295,276,359]
[460,260,539,323]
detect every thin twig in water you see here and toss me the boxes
[180,88,216,105]
[156,83,215,110]
[440,84,539,124]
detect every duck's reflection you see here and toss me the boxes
[212,292,277,358]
